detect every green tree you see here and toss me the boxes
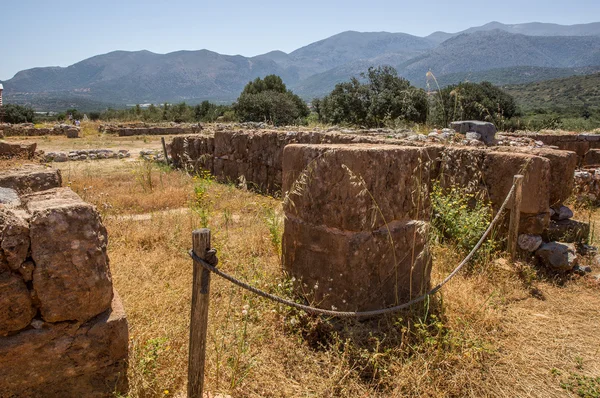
[429,81,518,127]
[235,75,308,126]
[317,66,428,127]
[3,104,35,123]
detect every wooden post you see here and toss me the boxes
[161,137,170,166]
[188,229,212,398]
[508,175,524,262]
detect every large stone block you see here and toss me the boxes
[282,144,439,311]
[25,188,113,323]
[482,152,550,214]
[283,144,440,231]
[0,165,62,193]
[497,147,577,207]
[0,292,128,397]
[0,141,37,159]
[0,272,36,336]
[283,216,431,312]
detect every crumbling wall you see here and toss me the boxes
[101,123,203,136]
[504,132,600,165]
[0,123,79,137]
[171,130,406,192]
[0,167,128,397]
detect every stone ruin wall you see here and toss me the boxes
[100,123,203,136]
[0,123,80,138]
[504,132,600,166]
[0,166,128,397]
[170,129,580,311]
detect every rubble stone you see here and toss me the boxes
[536,242,578,271]
[451,120,496,145]
[518,234,543,252]
[544,219,590,243]
[0,272,36,336]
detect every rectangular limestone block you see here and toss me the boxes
[482,152,550,214]
[497,147,577,207]
[0,291,128,398]
[283,216,431,312]
[0,165,62,193]
[283,144,441,231]
[24,188,113,323]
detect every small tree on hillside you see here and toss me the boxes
[235,75,309,126]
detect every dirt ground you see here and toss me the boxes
[5,129,599,397]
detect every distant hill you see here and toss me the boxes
[427,21,600,44]
[429,66,600,87]
[504,72,600,112]
[3,21,600,110]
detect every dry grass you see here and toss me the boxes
[56,159,600,398]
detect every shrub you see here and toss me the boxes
[429,81,517,128]
[235,75,309,126]
[430,182,497,260]
[3,104,35,123]
[316,66,428,127]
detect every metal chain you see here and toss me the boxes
[189,181,517,318]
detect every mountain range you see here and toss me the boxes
[3,21,600,110]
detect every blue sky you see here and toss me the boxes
[2,0,599,80]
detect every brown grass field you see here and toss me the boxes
[6,129,600,397]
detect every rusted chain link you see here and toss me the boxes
[189,181,517,318]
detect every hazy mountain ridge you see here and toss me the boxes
[3,21,600,109]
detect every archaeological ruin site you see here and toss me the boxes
[1,120,599,397]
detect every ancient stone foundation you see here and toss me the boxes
[172,128,583,310]
[0,166,128,397]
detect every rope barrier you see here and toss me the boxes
[189,181,517,318]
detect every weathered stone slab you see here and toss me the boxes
[0,292,128,397]
[0,141,37,159]
[25,188,113,323]
[450,120,496,145]
[0,272,36,336]
[0,187,21,207]
[0,165,62,193]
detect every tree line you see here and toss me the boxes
[2,67,529,129]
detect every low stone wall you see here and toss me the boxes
[0,141,37,159]
[0,167,128,397]
[102,123,203,136]
[504,132,600,165]
[0,123,79,137]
